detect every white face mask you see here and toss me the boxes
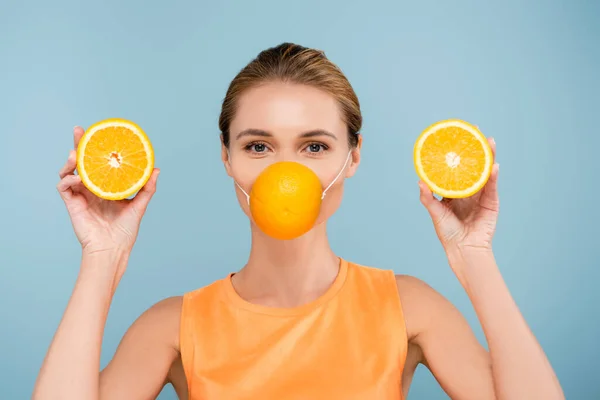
[228,150,353,205]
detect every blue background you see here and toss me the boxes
[1,0,598,398]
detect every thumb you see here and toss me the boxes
[418,181,450,224]
[131,168,160,216]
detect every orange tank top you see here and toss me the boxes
[179,258,408,399]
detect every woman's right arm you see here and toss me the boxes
[33,252,182,400]
[32,126,180,400]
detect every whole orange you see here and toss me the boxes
[249,161,323,240]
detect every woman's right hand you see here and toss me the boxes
[57,126,160,265]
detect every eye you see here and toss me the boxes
[244,141,270,154]
[252,143,267,152]
[304,142,329,154]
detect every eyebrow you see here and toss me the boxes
[235,129,338,141]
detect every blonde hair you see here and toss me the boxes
[219,42,362,148]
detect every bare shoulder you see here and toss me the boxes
[394,274,445,297]
[145,295,183,319]
[135,296,183,331]
[393,276,494,398]
[394,275,465,340]
[394,274,447,309]
[102,295,183,365]
[135,295,183,349]
[99,296,184,399]
[105,295,183,356]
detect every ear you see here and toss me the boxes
[220,135,233,177]
[346,134,362,178]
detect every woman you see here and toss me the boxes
[33,43,564,399]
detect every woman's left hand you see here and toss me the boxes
[419,137,500,254]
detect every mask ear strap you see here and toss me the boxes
[227,150,251,205]
[235,181,250,205]
[321,150,353,200]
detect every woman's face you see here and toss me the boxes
[222,81,361,229]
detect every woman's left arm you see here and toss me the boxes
[414,136,564,400]
[451,247,563,400]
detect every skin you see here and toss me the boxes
[32,81,565,400]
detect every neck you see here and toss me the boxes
[232,222,341,308]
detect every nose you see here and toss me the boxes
[274,149,302,164]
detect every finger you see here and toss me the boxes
[73,126,85,149]
[487,136,496,161]
[418,180,449,222]
[131,168,160,215]
[59,150,77,179]
[57,174,82,202]
[480,163,500,212]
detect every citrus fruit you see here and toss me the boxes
[249,161,323,240]
[76,118,154,200]
[413,119,493,198]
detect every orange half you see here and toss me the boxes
[76,118,154,200]
[413,119,493,198]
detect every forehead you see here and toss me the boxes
[229,82,346,138]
